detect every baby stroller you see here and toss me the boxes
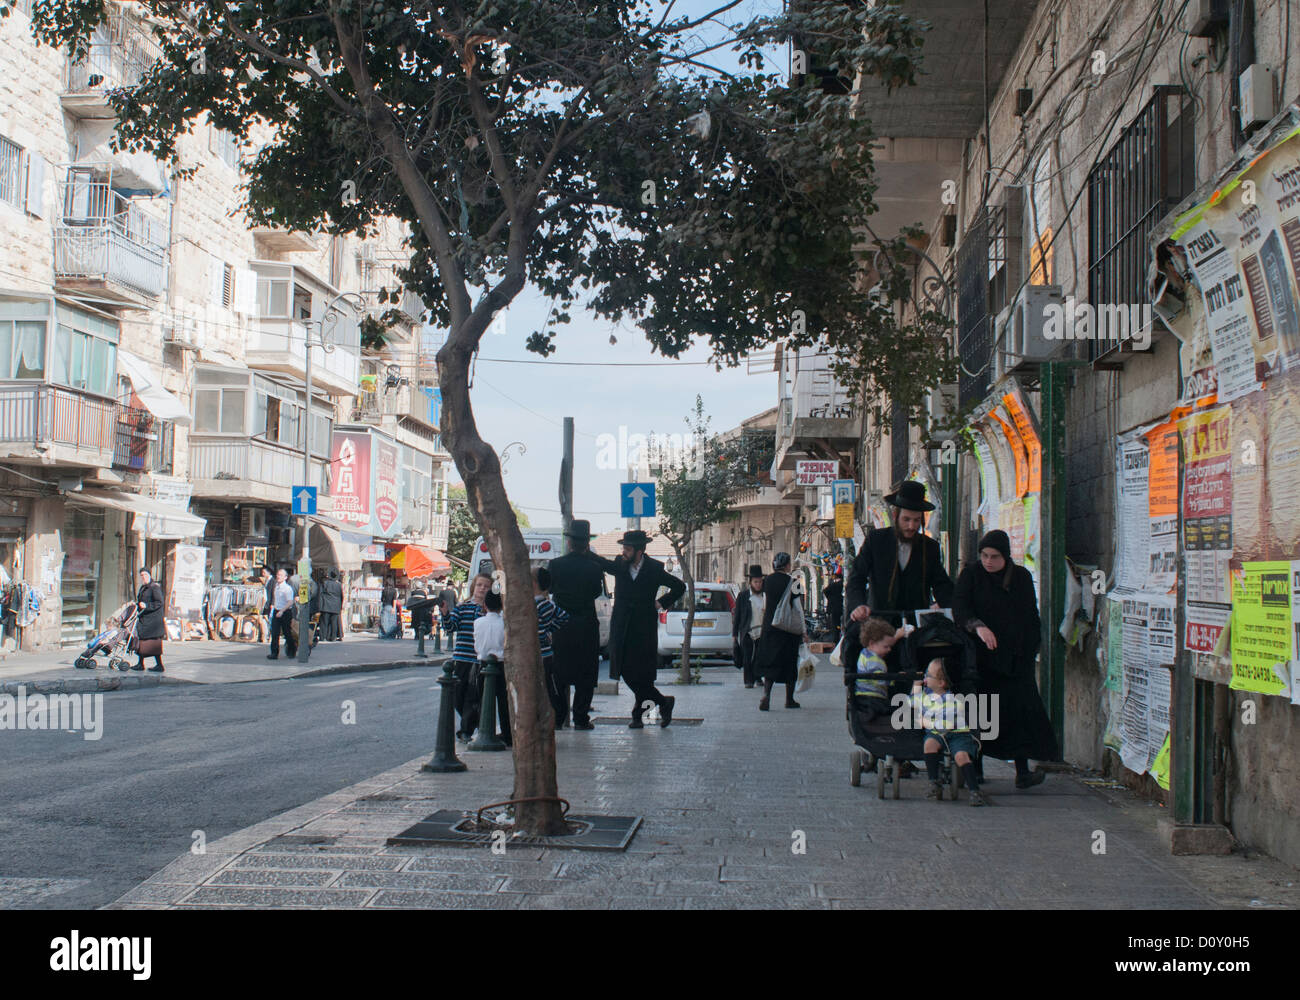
[74,602,139,671]
[847,611,980,800]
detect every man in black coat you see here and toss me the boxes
[731,564,765,688]
[547,520,605,730]
[406,576,434,651]
[822,572,844,641]
[317,569,344,643]
[843,480,955,684]
[588,530,686,728]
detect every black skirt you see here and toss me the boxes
[756,627,800,685]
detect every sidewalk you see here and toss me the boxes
[0,632,447,695]
[110,663,1300,910]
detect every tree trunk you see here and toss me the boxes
[672,535,694,684]
[438,344,564,837]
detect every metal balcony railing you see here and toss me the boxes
[64,10,160,94]
[189,436,331,495]
[0,383,116,453]
[112,405,173,473]
[55,180,168,297]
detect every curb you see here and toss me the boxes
[1,655,451,697]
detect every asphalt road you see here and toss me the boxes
[0,669,443,909]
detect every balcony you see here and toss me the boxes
[112,405,173,475]
[247,320,361,398]
[0,383,116,468]
[355,379,439,430]
[54,181,168,302]
[774,367,862,473]
[62,9,160,119]
[189,436,330,505]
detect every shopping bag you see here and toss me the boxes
[829,635,845,668]
[772,580,803,634]
[797,643,816,692]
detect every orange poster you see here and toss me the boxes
[990,410,1029,498]
[1001,389,1043,493]
[1144,420,1179,518]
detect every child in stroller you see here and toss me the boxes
[73,602,139,671]
[911,658,987,806]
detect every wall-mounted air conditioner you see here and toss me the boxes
[240,506,266,539]
[995,284,1065,378]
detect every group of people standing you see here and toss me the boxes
[440,520,688,738]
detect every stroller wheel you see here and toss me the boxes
[74,655,90,669]
[949,761,961,800]
[877,755,889,799]
[850,750,862,787]
[891,760,903,799]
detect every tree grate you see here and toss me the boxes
[387,810,642,851]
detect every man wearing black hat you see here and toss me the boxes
[547,520,606,729]
[589,529,686,728]
[732,564,766,688]
[843,480,954,684]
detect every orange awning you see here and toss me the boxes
[389,545,451,577]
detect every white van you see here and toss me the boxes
[469,533,612,653]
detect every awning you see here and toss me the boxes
[310,522,362,572]
[118,350,191,425]
[69,488,206,540]
[389,544,450,577]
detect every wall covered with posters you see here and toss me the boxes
[1100,118,1300,861]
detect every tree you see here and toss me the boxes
[655,396,765,683]
[31,1,929,834]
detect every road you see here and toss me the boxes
[0,669,441,909]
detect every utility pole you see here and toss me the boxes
[296,325,314,663]
[559,417,574,534]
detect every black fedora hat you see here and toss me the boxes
[617,529,651,548]
[746,564,764,579]
[884,480,935,512]
[564,519,593,541]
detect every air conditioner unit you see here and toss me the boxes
[240,506,266,538]
[926,383,958,439]
[163,315,201,350]
[996,285,1065,377]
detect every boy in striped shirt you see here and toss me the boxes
[534,567,571,729]
[444,572,491,740]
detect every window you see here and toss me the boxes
[193,387,246,433]
[50,303,118,396]
[256,275,291,317]
[222,263,234,309]
[1087,87,1195,359]
[154,420,174,475]
[208,127,240,170]
[0,135,24,209]
[0,299,49,380]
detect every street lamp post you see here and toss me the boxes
[298,291,366,663]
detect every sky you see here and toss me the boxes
[449,0,788,533]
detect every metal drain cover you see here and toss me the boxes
[387,810,642,851]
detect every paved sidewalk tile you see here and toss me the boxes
[113,662,1300,910]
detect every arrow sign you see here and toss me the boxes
[291,486,318,516]
[620,482,656,518]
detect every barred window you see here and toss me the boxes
[0,136,25,210]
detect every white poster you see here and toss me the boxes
[1181,220,1262,403]
[170,544,207,619]
[1115,436,1150,591]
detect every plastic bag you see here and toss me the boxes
[797,643,816,691]
[772,580,803,634]
[829,635,845,668]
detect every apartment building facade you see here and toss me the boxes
[0,2,449,651]
[840,0,1300,864]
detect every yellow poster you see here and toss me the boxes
[1001,388,1043,493]
[1229,561,1293,696]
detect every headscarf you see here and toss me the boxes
[977,530,1015,590]
[955,529,1039,672]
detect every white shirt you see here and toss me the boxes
[629,557,643,581]
[898,540,913,571]
[474,612,506,660]
[748,592,765,640]
[272,581,294,613]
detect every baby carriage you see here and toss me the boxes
[847,611,980,800]
[74,602,139,671]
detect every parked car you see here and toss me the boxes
[656,582,736,668]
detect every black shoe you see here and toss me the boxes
[1015,771,1046,789]
[785,699,801,709]
[744,683,754,689]
[926,781,944,801]
[266,655,278,660]
[147,665,164,673]
[573,720,595,730]
[628,719,644,729]
[130,662,144,671]
[758,698,770,711]
[660,696,675,728]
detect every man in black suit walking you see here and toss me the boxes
[589,530,686,728]
[547,520,605,730]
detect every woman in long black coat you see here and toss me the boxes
[953,530,1059,788]
[756,552,805,711]
[133,568,166,673]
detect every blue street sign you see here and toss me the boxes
[291,486,318,516]
[832,479,855,506]
[620,482,656,518]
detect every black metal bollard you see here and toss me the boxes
[415,622,427,658]
[423,662,467,773]
[470,656,507,751]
